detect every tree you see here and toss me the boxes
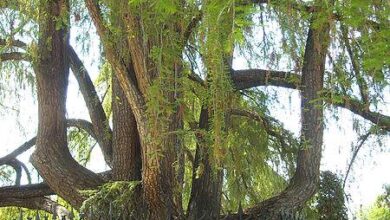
[0,0,389,219]
[315,171,348,220]
[360,185,390,220]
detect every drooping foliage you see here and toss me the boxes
[0,0,389,219]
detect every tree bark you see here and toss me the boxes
[188,108,223,220]
[68,45,113,166]
[31,0,103,209]
[0,197,72,217]
[245,3,332,219]
[0,183,53,198]
[112,74,142,181]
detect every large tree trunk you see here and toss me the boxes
[188,108,223,220]
[111,73,145,219]
[140,81,182,219]
[31,0,103,209]
[112,74,142,181]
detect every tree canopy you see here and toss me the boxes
[0,0,389,219]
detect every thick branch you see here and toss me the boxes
[245,3,332,218]
[0,137,36,165]
[0,38,27,49]
[85,0,146,128]
[0,119,100,168]
[0,170,111,199]
[66,119,97,141]
[0,183,53,199]
[0,52,27,62]
[68,45,113,166]
[324,93,390,132]
[231,69,299,90]
[0,197,71,217]
[188,107,223,220]
[231,69,390,131]
[33,0,104,205]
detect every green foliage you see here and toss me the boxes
[95,60,113,117]
[314,171,348,220]
[360,185,390,220]
[0,166,15,186]
[81,181,141,218]
[198,0,237,166]
[1,0,389,218]
[68,128,95,166]
[0,208,49,220]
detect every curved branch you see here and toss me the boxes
[66,119,97,140]
[2,159,31,186]
[4,159,22,185]
[0,137,36,165]
[231,69,390,131]
[18,159,32,184]
[343,131,372,188]
[1,158,32,186]
[245,4,332,217]
[0,118,99,168]
[68,45,113,166]
[328,95,390,132]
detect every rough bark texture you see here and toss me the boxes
[30,0,103,209]
[3,0,389,219]
[244,5,331,219]
[84,1,180,218]
[188,108,223,220]
[0,197,72,217]
[112,74,142,181]
[0,183,53,199]
[231,69,299,90]
[84,0,146,125]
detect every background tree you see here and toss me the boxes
[0,0,389,219]
[315,171,348,220]
[359,185,390,220]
